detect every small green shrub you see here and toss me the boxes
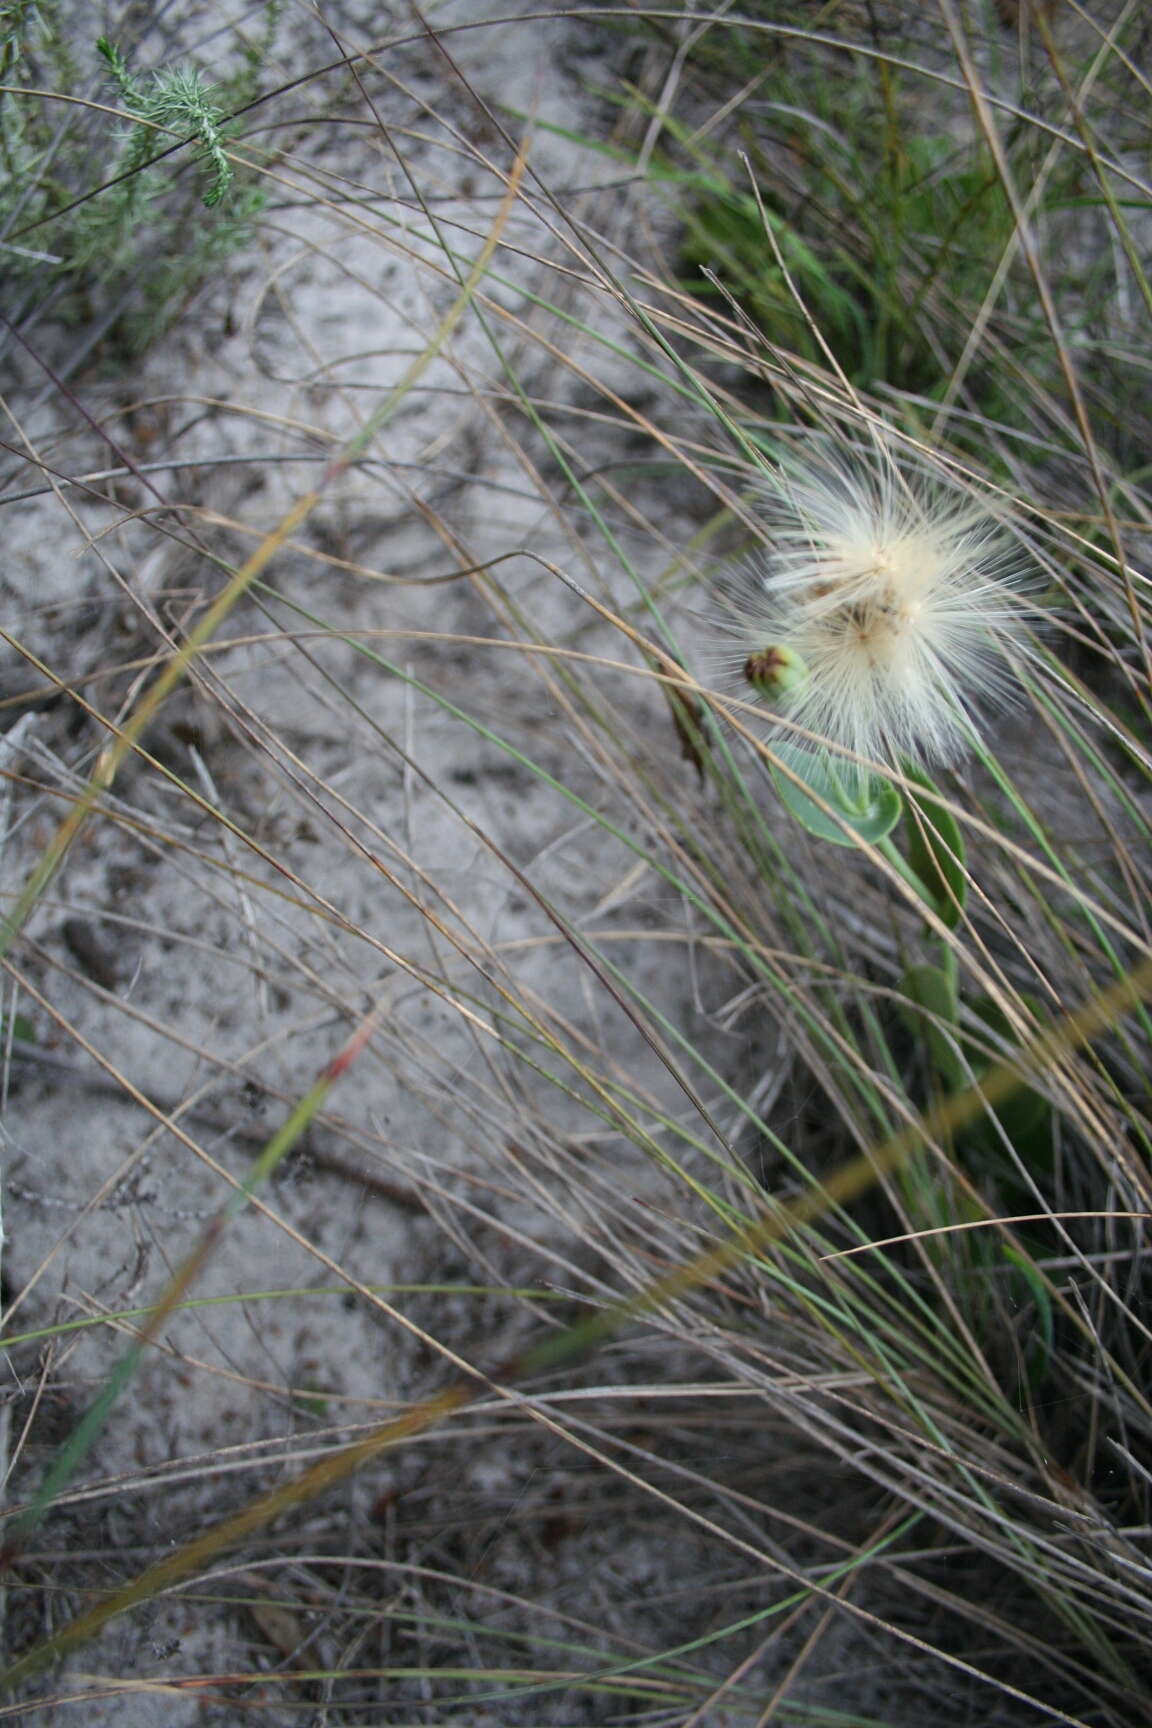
[1,6,276,352]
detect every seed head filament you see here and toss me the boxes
[721,440,1030,775]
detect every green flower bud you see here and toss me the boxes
[743,644,810,699]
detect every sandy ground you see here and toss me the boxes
[0,4,787,1720]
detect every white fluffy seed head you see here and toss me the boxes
[719,441,1032,779]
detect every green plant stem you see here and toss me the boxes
[877,834,959,1006]
[876,835,939,913]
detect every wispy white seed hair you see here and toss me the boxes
[720,440,1032,778]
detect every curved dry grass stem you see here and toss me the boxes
[5,942,1148,1693]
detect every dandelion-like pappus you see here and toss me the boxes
[726,440,1031,780]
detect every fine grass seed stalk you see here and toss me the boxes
[0,3,1150,1725]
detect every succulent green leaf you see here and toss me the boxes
[772,747,903,847]
[903,768,967,928]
